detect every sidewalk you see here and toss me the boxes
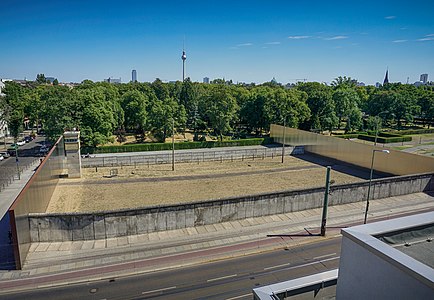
[0,191,433,292]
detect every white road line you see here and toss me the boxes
[226,293,251,300]
[263,262,291,271]
[207,274,238,282]
[313,253,337,260]
[141,286,177,295]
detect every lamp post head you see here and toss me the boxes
[374,149,390,154]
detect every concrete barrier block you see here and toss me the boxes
[244,199,254,218]
[283,194,294,213]
[235,201,245,220]
[81,215,96,240]
[29,218,40,242]
[126,215,138,235]
[175,209,186,229]
[37,217,50,242]
[105,214,127,238]
[166,210,177,230]
[275,195,284,214]
[253,199,264,217]
[221,202,237,222]
[185,208,195,227]
[156,211,167,231]
[201,204,220,225]
[93,215,106,240]
[136,213,149,234]
[72,216,84,241]
[296,194,306,212]
[268,197,278,215]
[147,211,158,233]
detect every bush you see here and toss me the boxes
[82,137,274,154]
[357,134,412,144]
[389,128,434,135]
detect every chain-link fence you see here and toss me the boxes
[82,146,304,168]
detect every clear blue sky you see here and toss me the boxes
[1,0,433,85]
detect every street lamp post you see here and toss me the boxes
[281,118,286,163]
[172,118,175,171]
[364,149,390,224]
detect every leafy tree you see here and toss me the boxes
[148,97,186,142]
[36,74,48,84]
[297,82,337,131]
[121,90,148,134]
[332,87,361,130]
[2,82,25,140]
[39,86,79,140]
[331,76,357,89]
[76,87,117,147]
[179,78,200,131]
[53,78,59,85]
[151,78,170,101]
[418,89,434,128]
[203,85,238,140]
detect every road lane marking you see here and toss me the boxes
[207,274,238,282]
[263,262,291,271]
[141,286,177,295]
[313,253,337,260]
[226,293,251,300]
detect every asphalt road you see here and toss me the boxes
[0,136,47,189]
[0,238,341,300]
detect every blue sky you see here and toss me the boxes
[1,0,433,85]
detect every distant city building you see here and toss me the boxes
[413,81,424,87]
[203,77,209,84]
[104,77,121,84]
[420,73,428,84]
[357,82,365,87]
[383,69,389,84]
[132,70,137,82]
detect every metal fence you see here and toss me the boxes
[0,158,39,193]
[81,146,304,168]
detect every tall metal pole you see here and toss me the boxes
[15,146,20,180]
[281,119,286,163]
[363,150,376,224]
[172,118,175,171]
[320,166,331,236]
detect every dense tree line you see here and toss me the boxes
[1,76,433,146]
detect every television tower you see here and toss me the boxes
[182,48,187,81]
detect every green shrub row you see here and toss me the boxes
[389,128,434,135]
[335,132,412,143]
[357,134,412,144]
[82,137,274,154]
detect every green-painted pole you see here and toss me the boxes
[320,166,331,236]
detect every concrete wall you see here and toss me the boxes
[271,125,434,176]
[8,136,65,269]
[28,173,434,242]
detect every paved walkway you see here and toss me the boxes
[0,191,433,292]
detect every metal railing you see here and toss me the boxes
[0,158,39,193]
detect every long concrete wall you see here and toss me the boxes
[8,136,65,269]
[28,173,434,242]
[271,125,434,176]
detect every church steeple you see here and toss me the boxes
[383,68,389,85]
